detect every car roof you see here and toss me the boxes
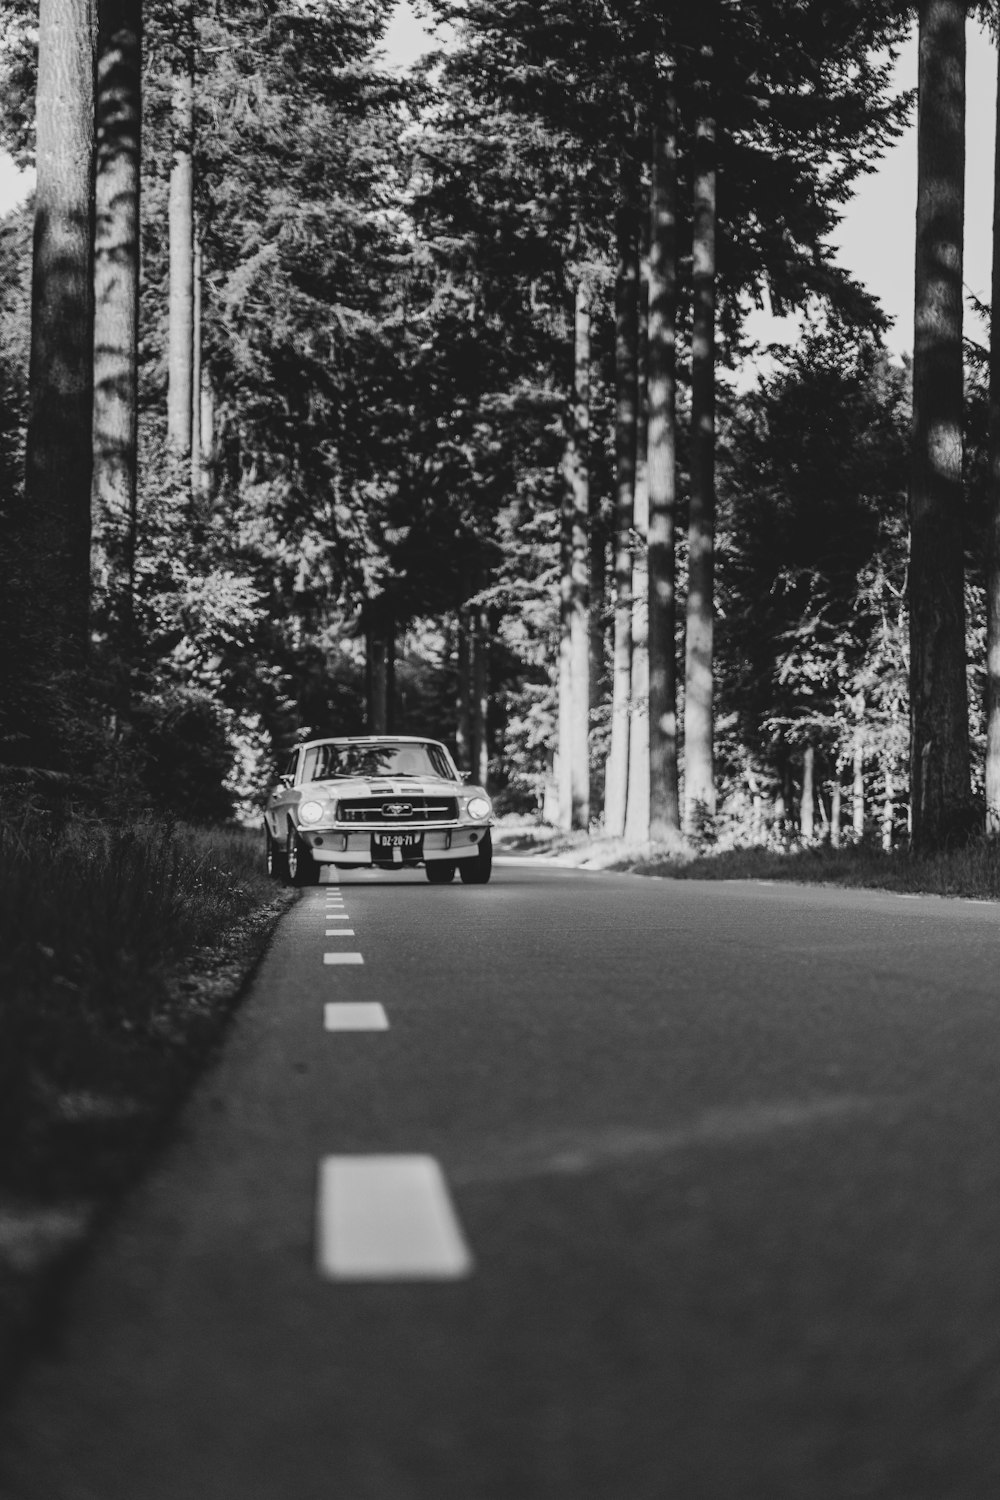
[294,735,446,750]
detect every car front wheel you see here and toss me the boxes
[265,826,287,880]
[459,831,492,884]
[426,860,456,884]
[287,825,318,886]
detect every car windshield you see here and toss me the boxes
[302,741,456,783]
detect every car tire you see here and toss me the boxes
[265,826,287,881]
[287,825,319,887]
[459,831,492,884]
[426,861,456,884]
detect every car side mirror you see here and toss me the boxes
[460,771,472,783]
[277,774,293,790]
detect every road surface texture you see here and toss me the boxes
[1,861,998,1500]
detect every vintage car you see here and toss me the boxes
[264,735,494,885]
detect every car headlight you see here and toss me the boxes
[298,799,325,824]
[466,795,491,820]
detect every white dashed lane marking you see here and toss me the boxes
[316,1156,472,1280]
[324,1002,388,1032]
[325,929,356,937]
[325,914,350,921]
[324,952,364,965]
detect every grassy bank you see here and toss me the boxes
[0,816,293,1397]
[646,837,1000,897]
[496,821,1000,900]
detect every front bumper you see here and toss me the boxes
[300,824,490,865]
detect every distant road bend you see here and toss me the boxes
[1,860,998,1500]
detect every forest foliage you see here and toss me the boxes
[0,0,997,849]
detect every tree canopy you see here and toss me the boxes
[2,0,994,852]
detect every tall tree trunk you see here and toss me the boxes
[604,159,639,838]
[190,229,202,502]
[558,279,592,831]
[831,780,842,848]
[455,611,471,772]
[624,203,650,843]
[853,725,865,838]
[167,9,194,460]
[199,359,216,500]
[986,30,1000,834]
[909,0,970,850]
[774,786,786,831]
[569,280,591,829]
[817,784,830,837]
[15,0,97,755]
[472,611,489,787]
[365,608,394,734]
[800,745,815,839]
[684,43,717,831]
[882,764,895,852]
[647,100,681,842]
[92,0,140,674]
[781,758,795,832]
[34,6,99,576]
[747,766,762,841]
[588,519,606,716]
[557,469,573,829]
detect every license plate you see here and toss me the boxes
[373,833,421,849]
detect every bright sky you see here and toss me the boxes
[2,7,996,363]
[382,0,434,73]
[383,6,1000,364]
[828,18,995,359]
[0,152,30,208]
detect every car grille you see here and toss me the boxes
[336,796,460,825]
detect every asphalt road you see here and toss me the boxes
[1,860,999,1500]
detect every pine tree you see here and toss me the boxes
[11,0,97,761]
[166,1,194,462]
[558,276,592,830]
[604,154,640,836]
[646,102,680,842]
[624,216,651,844]
[719,328,910,834]
[909,0,972,850]
[986,18,1000,833]
[684,27,717,832]
[92,0,142,676]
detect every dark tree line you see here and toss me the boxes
[1,0,999,851]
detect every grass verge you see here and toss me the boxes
[0,816,294,1401]
[495,820,1000,900]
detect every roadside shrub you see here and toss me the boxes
[647,831,1000,898]
[130,688,235,824]
[0,816,273,1189]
